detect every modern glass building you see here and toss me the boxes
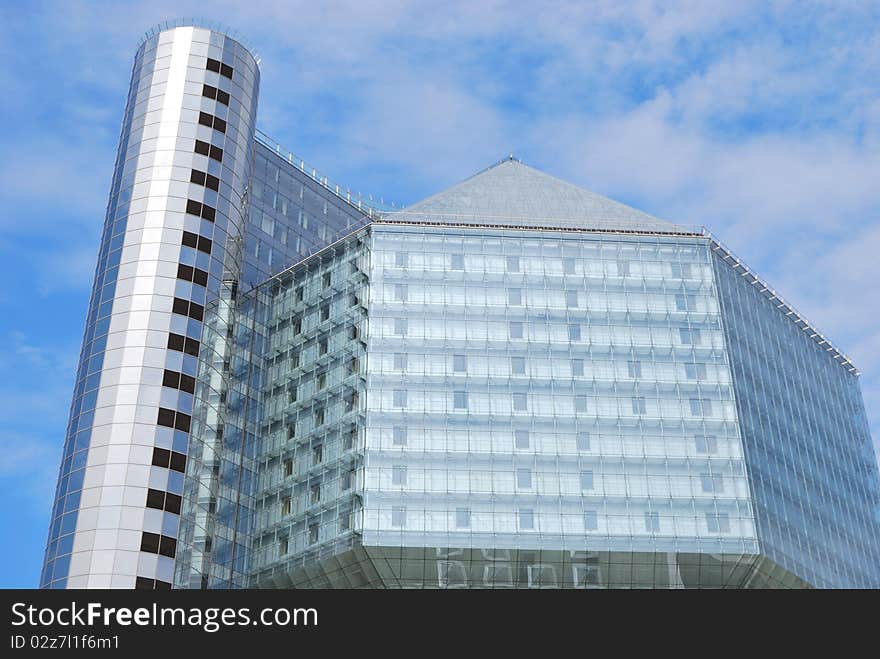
[41,22,880,589]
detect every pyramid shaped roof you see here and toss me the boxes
[383,157,688,233]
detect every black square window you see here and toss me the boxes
[140,532,160,554]
[157,408,176,428]
[181,231,198,249]
[180,374,196,394]
[194,139,210,157]
[158,535,177,558]
[167,333,185,352]
[212,117,226,134]
[205,173,220,191]
[162,370,179,389]
[190,169,207,186]
[192,268,209,288]
[155,580,172,590]
[189,301,204,322]
[216,89,230,106]
[146,489,165,510]
[197,236,212,254]
[169,452,187,473]
[198,111,213,128]
[172,298,189,316]
[208,145,223,162]
[201,83,217,100]
[201,204,216,222]
[135,577,154,590]
[219,62,234,79]
[165,493,182,515]
[152,447,171,468]
[177,264,194,282]
[183,338,200,357]
[186,199,202,215]
[174,412,191,433]
[206,58,221,73]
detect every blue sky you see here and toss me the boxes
[1,0,878,588]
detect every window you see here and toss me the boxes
[511,356,526,375]
[706,512,731,533]
[569,324,581,341]
[281,497,291,516]
[152,447,186,473]
[392,426,407,446]
[679,328,702,345]
[167,333,200,357]
[584,511,598,531]
[339,511,352,531]
[206,57,233,79]
[506,256,520,272]
[695,434,718,455]
[279,538,288,556]
[308,524,320,545]
[565,290,578,308]
[185,198,217,221]
[571,359,584,376]
[675,293,695,312]
[140,532,176,558]
[685,363,707,380]
[391,506,406,527]
[197,111,226,134]
[627,360,642,378]
[395,251,408,267]
[392,465,407,486]
[310,483,321,504]
[516,468,532,489]
[576,432,590,451]
[690,398,713,416]
[512,393,527,411]
[671,263,692,279]
[193,139,223,163]
[316,372,326,390]
[394,284,408,302]
[145,489,182,515]
[177,263,209,288]
[644,512,660,533]
[580,471,594,491]
[287,424,296,439]
[453,391,468,410]
[509,321,523,339]
[181,231,211,254]
[162,369,196,394]
[631,396,646,415]
[318,336,328,355]
[156,407,191,432]
[393,389,407,408]
[295,286,304,303]
[700,473,724,493]
[314,408,324,427]
[514,430,530,449]
[322,272,331,289]
[453,354,467,372]
[320,304,330,322]
[342,470,354,491]
[575,395,588,413]
[312,444,323,465]
[201,83,230,106]
[393,318,408,336]
[519,508,535,530]
[283,459,293,478]
[450,254,464,270]
[456,508,471,529]
[508,288,522,305]
[172,297,204,322]
[563,257,576,274]
[393,353,408,371]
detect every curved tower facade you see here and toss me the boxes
[40,23,260,589]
